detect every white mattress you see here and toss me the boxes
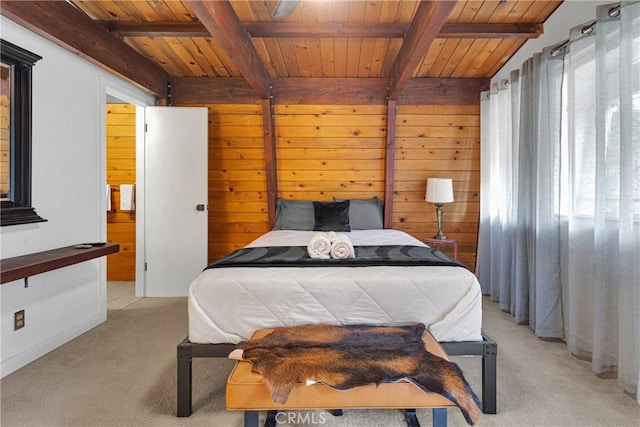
[188,229,482,344]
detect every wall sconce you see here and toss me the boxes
[425,178,454,240]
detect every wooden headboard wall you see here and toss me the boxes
[275,104,386,202]
[195,101,479,270]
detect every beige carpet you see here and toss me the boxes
[1,296,639,427]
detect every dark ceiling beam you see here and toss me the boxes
[0,1,169,98]
[439,23,543,39]
[172,77,387,105]
[398,78,490,105]
[186,0,272,99]
[172,77,486,106]
[246,22,543,39]
[272,78,388,105]
[97,20,543,40]
[387,1,458,101]
[99,20,211,38]
[245,22,407,38]
[172,77,260,104]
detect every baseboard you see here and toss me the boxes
[0,311,105,378]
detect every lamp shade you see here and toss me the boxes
[425,178,454,203]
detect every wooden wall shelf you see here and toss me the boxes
[0,243,120,285]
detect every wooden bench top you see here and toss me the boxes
[226,328,456,411]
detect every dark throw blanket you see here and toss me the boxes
[206,245,467,270]
[233,323,481,425]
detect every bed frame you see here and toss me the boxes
[176,332,497,418]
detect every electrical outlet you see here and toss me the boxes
[14,310,25,330]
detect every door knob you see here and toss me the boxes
[196,204,206,211]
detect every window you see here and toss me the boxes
[0,39,46,226]
[559,31,640,221]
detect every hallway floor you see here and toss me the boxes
[107,281,139,315]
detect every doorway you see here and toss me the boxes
[105,95,139,312]
[100,80,207,301]
[100,78,153,311]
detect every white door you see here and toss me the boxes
[143,107,208,296]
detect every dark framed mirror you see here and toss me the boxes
[1,39,46,226]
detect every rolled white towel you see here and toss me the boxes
[326,231,337,242]
[307,232,331,259]
[331,233,355,259]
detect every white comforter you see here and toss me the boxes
[188,229,482,343]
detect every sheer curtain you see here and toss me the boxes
[478,2,640,401]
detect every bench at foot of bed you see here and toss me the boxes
[176,332,497,418]
[227,329,455,427]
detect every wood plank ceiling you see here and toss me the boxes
[16,0,560,101]
[0,0,561,229]
[73,0,559,78]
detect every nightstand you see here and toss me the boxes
[423,237,458,260]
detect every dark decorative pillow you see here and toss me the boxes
[273,199,315,230]
[333,197,384,230]
[312,200,351,232]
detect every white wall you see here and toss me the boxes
[492,0,613,84]
[0,17,154,377]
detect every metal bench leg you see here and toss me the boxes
[244,410,259,427]
[264,410,277,427]
[432,408,447,427]
[176,341,192,417]
[405,409,421,427]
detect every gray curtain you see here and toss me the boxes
[479,49,565,334]
[478,1,640,402]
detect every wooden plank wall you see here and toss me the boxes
[275,104,386,201]
[100,101,479,274]
[106,103,136,281]
[207,104,269,261]
[181,102,480,270]
[394,105,480,268]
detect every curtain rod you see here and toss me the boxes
[550,4,621,57]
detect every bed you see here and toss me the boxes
[177,199,497,417]
[189,229,482,344]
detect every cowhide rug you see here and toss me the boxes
[229,323,481,425]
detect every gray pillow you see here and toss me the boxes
[273,199,315,230]
[333,197,384,230]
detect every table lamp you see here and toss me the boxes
[425,178,454,240]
